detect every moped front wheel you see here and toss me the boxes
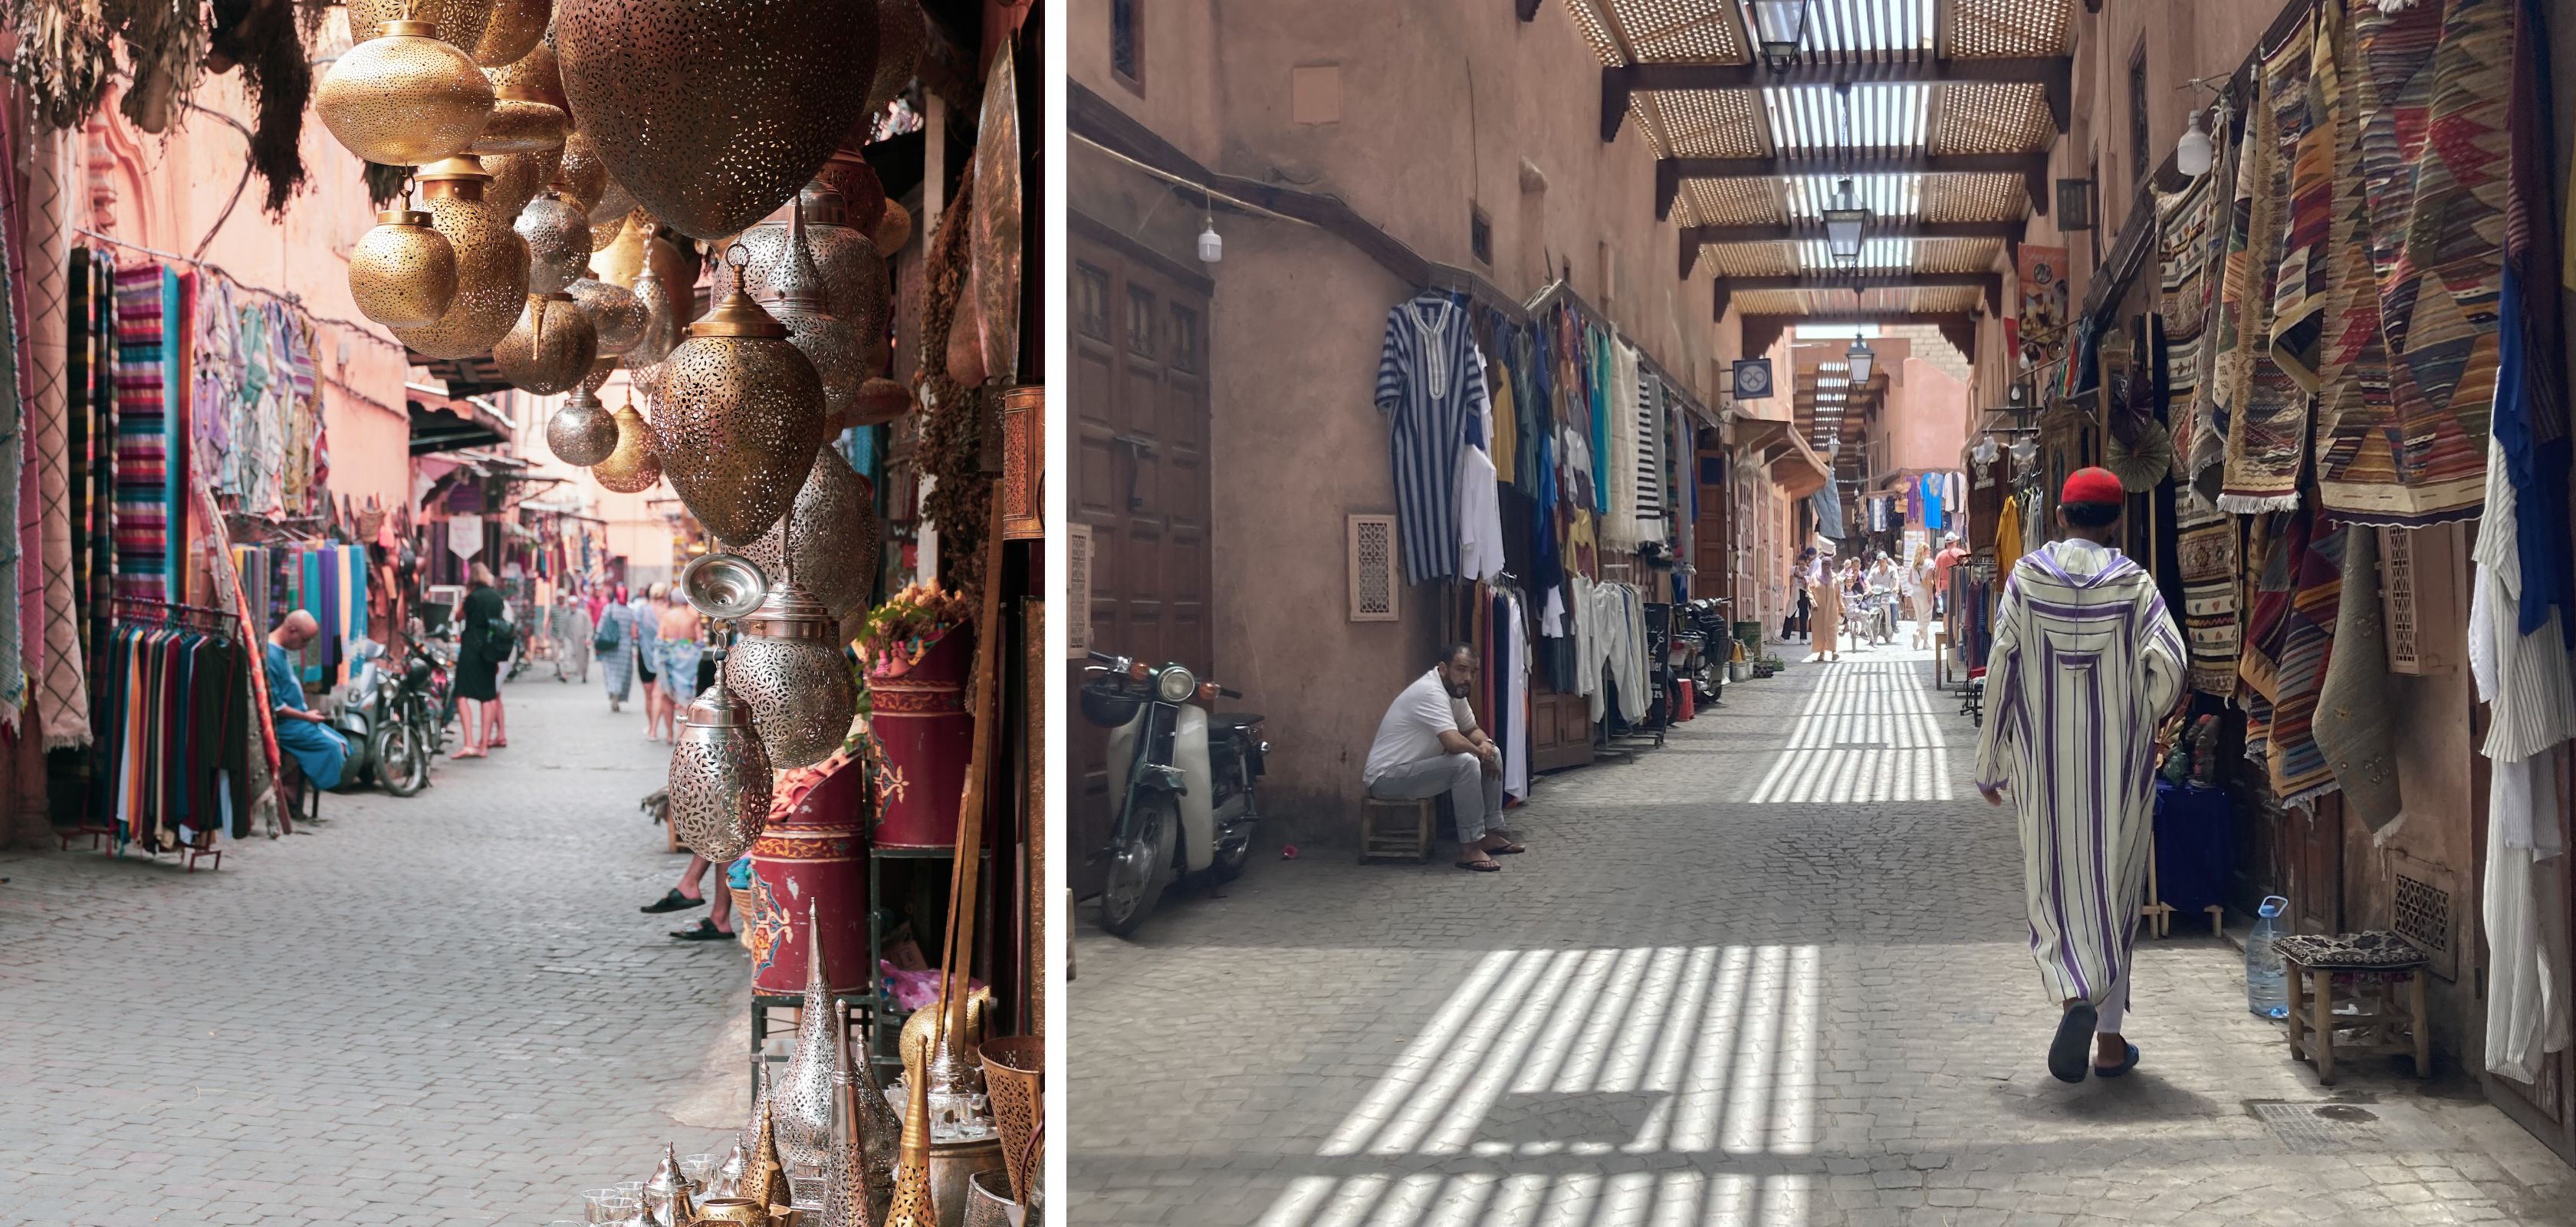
[1097,794,1178,938]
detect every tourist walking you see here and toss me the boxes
[553,592,593,683]
[633,584,666,740]
[1804,547,1842,663]
[1973,468,2186,1084]
[596,584,637,712]
[656,584,705,708]
[454,564,509,758]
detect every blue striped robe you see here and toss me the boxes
[1373,292,1488,586]
[1973,539,2186,1012]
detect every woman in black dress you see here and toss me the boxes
[455,563,509,758]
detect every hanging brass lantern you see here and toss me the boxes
[868,0,925,114]
[593,176,639,235]
[314,19,495,167]
[738,446,879,620]
[774,900,843,1175]
[555,131,612,214]
[750,202,863,425]
[389,156,531,360]
[817,151,886,235]
[657,253,829,546]
[590,203,635,256]
[347,207,457,329]
[486,35,566,107]
[478,145,559,222]
[667,633,774,861]
[516,189,592,293]
[598,214,694,326]
[547,381,618,465]
[350,0,498,54]
[471,67,568,156]
[722,572,855,769]
[735,181,890,364]
[579,354,619,394]
[593,399,662,493]
[472,0,547,65]
[568,276,647,356]
[849,377,912,429]
[553,0,884,239]
[495,292,597,394]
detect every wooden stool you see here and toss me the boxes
[2275,932,2432,1085]
[1360,797,1437,864]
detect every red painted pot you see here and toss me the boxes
[866,626,974,851]
[748,752,869,995]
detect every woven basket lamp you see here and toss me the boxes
[517,189,593,294]
[314,18,494,166]
[591,398,662,493]
[751,200,864,424]
[656,248,828,547]
[494,291,597,394]
[389,156,531,359]
[553,0,885,239]
[737,446,878,621]
[347,206,456,328]
[546,382,618,466]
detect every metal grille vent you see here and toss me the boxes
[1066,522,1093,658]
[2389,861,2456,982]
[1348,514,1399,623]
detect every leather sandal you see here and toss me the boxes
[1454,859,1502,872]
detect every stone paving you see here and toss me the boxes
[0,669,750,1225]
[1068,637,2576,1226]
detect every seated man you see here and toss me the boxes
[1364,643,1520,872]
[266,610,350,791]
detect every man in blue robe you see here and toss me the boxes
[267,610,349,790]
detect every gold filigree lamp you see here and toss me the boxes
[389,156,530,359]
[314,18,495,166]
[347,204,456,328]
[656,249,827,546]
[493,291,597,394]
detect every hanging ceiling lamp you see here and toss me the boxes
[1750,0,1810,68]
[313,18,495,166]
[2176,108,2213,177]
[738,446,879,621]
[478,146,560,222]
[553,0,885,238]
[867,0,925,114]
[665,644,774,861]
[589,203,636,256]
[472,69,568,156]
[516,189,592,293]
[554,130,612,215]
[1822,177,1869,268]
[389,156,531,360]
[592,398,662,493]
[1846,334,1876,384]
[623,253,683,368]
[721,554,857,769]
[347,202,457,329]
[471,0,547,66]
[494,292,598,394]
[752,200,864,424]
[656,249,830,546]
[348,0,498,56]
[849,377,914,429]
[568,275,647,356]
[736,179,892,373]
[873,199,912,258]
[547,381,619,465]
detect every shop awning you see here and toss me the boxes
[410,352,514,398]
[408,384,514,456]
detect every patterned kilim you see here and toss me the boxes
[111,265,169,602]
[2315,0,2507,526]
[2315,0,2399,529]
[2266,519,2347,805]
[2268,8,2335,393]
[2236,513,2302,761]
[2184,81,2243,502]
[2159,171,2221,482]
[2175,491,2240,696]
[2216,18,2314,513]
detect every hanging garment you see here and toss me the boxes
[1631,362,1664,543]
[0,195,25,734]
[1458,439,1506,584]
[1503,589,1529,800]
[1374,291,1487,584]
[2175,490,2241,696]
[113,265,172,601]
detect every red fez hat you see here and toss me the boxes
[2061,466,2125,506]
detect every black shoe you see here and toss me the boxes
[672,918,734,941]
[641,888,707,915]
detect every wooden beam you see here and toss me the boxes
[1604,58,2072,142]
[1735,313,1982,361]
[1665,151,2045,180]
[1717,271,1996,294]
[1682,219,2025,245]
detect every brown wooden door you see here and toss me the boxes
[1694,429,1730,609]
[1069,223,1214,900]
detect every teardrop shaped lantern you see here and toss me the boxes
[751,202,863,425]
[592,399,662,493]
[721,565,856,768]
[495,292,598,394]
[849,377,912,429]
[389,156,531,360]
[590,203,635,257]
[774,900,843,1176]
[553,0,884,238]
[314,19,495,166]
[515,189,592,293]
[735,181,890,366]
[347,206,457,328]
[472,0,547,66]
[624,255,683,367]
[555,130,612,214]
[349,0,498,55]
[547,382,618,465]
[666,634,774,863]
[738,446,879,621]
[658,252,829,546]
[470,66,568,156]
[568,276,647,355]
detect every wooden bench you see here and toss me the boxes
[1359,796,1438,864]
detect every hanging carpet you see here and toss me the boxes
[2214,16,2312,513]
[2314,525,2404,832]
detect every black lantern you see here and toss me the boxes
[1751,0,1810,67]
[1846,334,1875,384]
[1822,177,1868,267]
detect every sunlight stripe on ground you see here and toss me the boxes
[1747,659,1956,802]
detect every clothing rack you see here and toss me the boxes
[113,595,242,628]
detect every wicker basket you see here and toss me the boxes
[729,884,761,952]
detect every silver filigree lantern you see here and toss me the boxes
[569,275,649,356]
[739,445,879,622]
[626,254,683,368]
[734,179,891,374]
[518,189,593,294]
[774,900,843,1178]
[830,1002,903,1227]
[666,559,776,862]
[546,381,619,465]
[721,528,856,770]
[752,199,864,426]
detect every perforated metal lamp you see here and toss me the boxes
[1846,335,1875,384]
[1822,177,1868,267]
[1750,0,1810,67]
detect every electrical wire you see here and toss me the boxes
[68,225,406,351]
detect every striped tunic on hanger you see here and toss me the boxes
[1375,291,1489,585]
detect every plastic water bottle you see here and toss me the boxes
[2246,895,2291,1019]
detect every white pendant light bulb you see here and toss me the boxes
[1198,214,1222,264]
[2176,107,2213,177]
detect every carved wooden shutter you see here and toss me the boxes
[1348,514,1398,622]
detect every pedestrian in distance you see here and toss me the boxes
[597,582,638,712]
[1973,467,2186,1084]
[452,564,509,758]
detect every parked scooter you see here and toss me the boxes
[1079,649,1267,936]
[330,639,431,795]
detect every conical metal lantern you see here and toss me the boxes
[350,0,498,54]
[348,207,458,328]
[752,201,864,424]
[850,377,913,429]
[569,275,647,355]
[736,181,891,364]
[547,382,618,465]
[667,633,774,863]
[472,0,547,66]
[494,292,597,394]
[882,1059,936,1227]
[555,130,612,213]
[658,254,829,546]
[314,19,495,166]
[553,0,884,239]
[774,900,843,1176]
[748,1087,794,1213]
[723,574,856,769]
[593,399,662,493]
[738,446,879,620]
[740,1062,776,1170]
[823,1001,902,1227]
[518,189,592,293]
[390,156,531,359]
[480,144,560,221]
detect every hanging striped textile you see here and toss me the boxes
[1632,368,1664,541]
[113,265,171,601]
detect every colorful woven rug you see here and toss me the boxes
[2314,0,2507,526]
[2176,490,2241,696]
[2268,516,2347,805]
[2159,171,2220,482]
[2267,7,2336,393]
[2183,81,2243,503]
[112,264,169,602]
[2216,17,2314,514]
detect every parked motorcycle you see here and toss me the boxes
[1079,650,1267,937]
[330,639,432,795]
[1684,597,1731,702]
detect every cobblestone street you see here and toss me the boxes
[1069,641,2576,1226]
[0,671,747,1224]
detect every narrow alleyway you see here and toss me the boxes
[1070,640,2576,1226]
[0,673,743,1224]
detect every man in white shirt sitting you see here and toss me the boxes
[1363,643,1523,872]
